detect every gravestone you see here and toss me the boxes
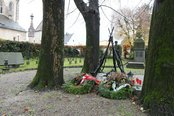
[126,38,145,69]
[0,52,24,67]
[134,38,145,62]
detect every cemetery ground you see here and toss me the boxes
[0,58,146,115]
[0,58,144,75]
[0,69,147,116]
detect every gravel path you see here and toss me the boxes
[0,69,147,116]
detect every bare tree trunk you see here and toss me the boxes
[29,0,64,89]
[141,0,174,115]
[74,0,100,73]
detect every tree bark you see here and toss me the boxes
[141,0,174,115]
[74,0,100,73]
[29,0,64,89]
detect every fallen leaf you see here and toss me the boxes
[24,107,29,112]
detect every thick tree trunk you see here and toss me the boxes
[82,12,100,73]
[74,0,100,73]
[141,0,174,115]
[29,0,64,89]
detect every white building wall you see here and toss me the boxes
[28,37,35,43]
[0,28,26,41]
[34,31,42,44]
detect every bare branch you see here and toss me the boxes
[117,19,129,37]
[135,0,153,18]
[132,0,143,12]
[66,8,77,16]
[100,0,106,5]
[100,6,116,24]
[69,12,81,28]
[66,0,71,18]
[99,5,132,23]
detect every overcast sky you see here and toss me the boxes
[19,0,153,45]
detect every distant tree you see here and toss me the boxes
[113,4,151,45]
[29,0,64,89]
[141,0,174,115]
[74,0,100,73]
[114,8,134,43]
[134,4,151,44]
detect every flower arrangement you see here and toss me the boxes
[98,72,133,99]
[62,74,96,94]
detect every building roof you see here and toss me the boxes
[0,14,26,32]
[35,21,73,44]
[35,21,42,32]
[64,33,73,44]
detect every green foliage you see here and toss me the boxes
[143,90,174,109]
[116,45,122,56]
[62,80,95,94]
[128,51,134,59]
[64,47,80,57]
[0,40,124,59]
[98,83,132,99]
[0,40,40,58]
[0,40,83,58]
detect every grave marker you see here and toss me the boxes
[0,52,24,67]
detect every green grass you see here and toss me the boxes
[13,59,38,70]
[0,59,38,73]
[64,57,84,66]
[95,58,144,75]
[0,57,144,75]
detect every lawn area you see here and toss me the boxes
[0,57,144,75]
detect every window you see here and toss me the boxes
[9,2,13,12]
[8,2,14,17]
[0,1,3,14]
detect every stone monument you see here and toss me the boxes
[126,37,145,69]
[134,38,145,62]
[0,52,24,67]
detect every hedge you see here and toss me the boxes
[0,40,40,58]
[0,40,122,58]
[0,40,81,58]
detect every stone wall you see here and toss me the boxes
[3,0,18,22]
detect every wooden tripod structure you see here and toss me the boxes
[92,28,125,76]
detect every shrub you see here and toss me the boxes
[0,40,40,58]
[62,80,95,94]
[98,83,132,99]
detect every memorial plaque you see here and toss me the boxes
[134,38,145,62]
[0,52,24,66]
